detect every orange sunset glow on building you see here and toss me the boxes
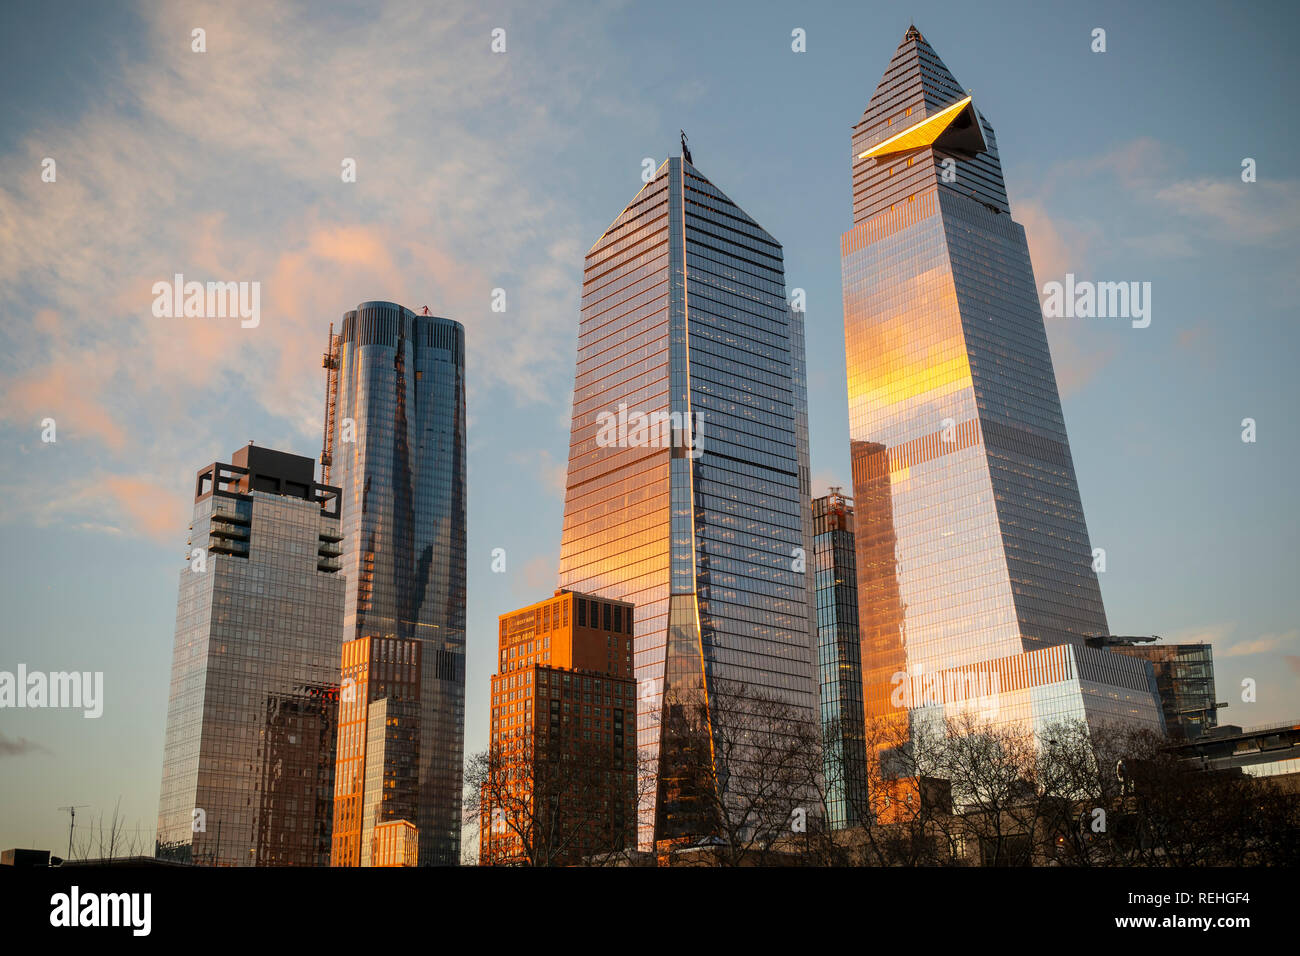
[480,590,638,865]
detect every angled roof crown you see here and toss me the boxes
[859,25,968,131]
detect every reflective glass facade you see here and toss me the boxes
[843,28,1163,739]
[156,446,344,866]
[1104,639,1218,739]
[812,491,868,829]
[558,158,817,848]
[329,302,467,865]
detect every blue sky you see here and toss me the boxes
[1,0,1297,854]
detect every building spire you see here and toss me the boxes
[680,129,693,165]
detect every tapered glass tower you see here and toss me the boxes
[558,155,817,849]
[842,27,1163,742]
[324,302,467,865]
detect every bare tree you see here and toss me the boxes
[652,678,824,866]
[72,798,147,862]
[465,732,646,866]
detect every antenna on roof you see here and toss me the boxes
[680,129,693,165]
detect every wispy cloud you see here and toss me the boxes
[1216,629,1299,659]
[0,734,51,758]
[512,449,569,499]
[1019,137,1300,397]
[0,0,621,543]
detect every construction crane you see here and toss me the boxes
[320,322,339,485]
[56,805,89,861]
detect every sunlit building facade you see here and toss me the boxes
[372,820,419,867]
[156,445,344,866]
[331,635,421,867]
[557,156,817,849]
[482,590,637,865]
[812,490,868,829]
[841,27,1163,745]
[323,302,467,865]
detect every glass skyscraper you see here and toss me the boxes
[842,27,1164,742]
[812,490,868,829]
[557,155,817,849]
[324,302,467,865]
[156,444,344,866]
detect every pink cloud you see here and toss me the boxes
[1,358,127,451]
[101,475,190,543]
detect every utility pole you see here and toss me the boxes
[56,805,89,861]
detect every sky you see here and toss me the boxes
[1,0,1297,855]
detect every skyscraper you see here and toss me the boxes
[557,154,817,849]
[323,301,467,865]
[812,489,868,829]
[156,444,344,866]
[842,27,1164,743]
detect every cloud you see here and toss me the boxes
[0,734,51,758]
[1149,178,1300,246]
[1019,199,1092,288]
[100,476,193,543]
[512,449,569,499]
[1046,334,1119,400]
[1016,136,1300,397]
[1165,622,1235,647]
[0,0,619,543]
[0,357,128,451]
[1216,629,1299,659]
[1019,198,1118,398]
[522,553,555,592]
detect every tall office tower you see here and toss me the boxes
[557,154,817,849]
[812,490,868,829]
[1093,636,1219,740]
[481,590,637,865]
[322,301,467,865]
[156,445,344,866]
[842,27,1164,744]
[331,635,421,867]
